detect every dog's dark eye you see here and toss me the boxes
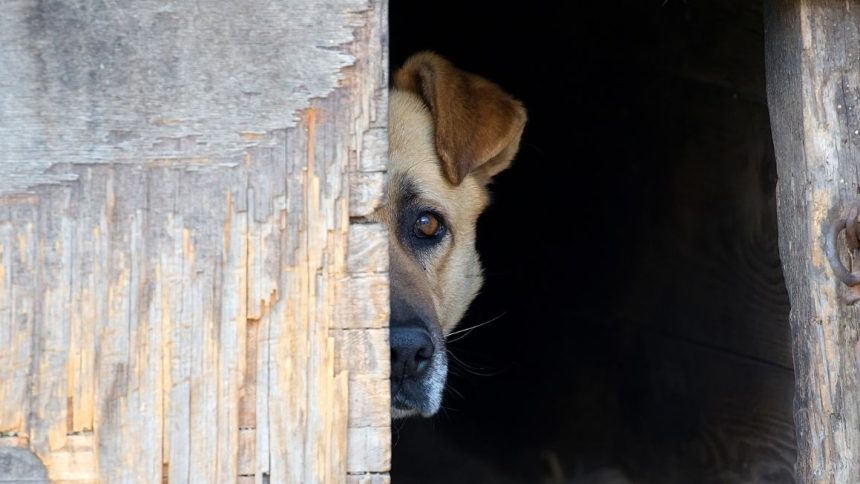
[413,212,443,238]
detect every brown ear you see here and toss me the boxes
[394,52,527,185]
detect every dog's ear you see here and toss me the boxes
[394,52,527,185]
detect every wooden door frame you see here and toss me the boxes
[765,1,860,481]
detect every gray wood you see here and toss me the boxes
[0,447,48,483]
[1,0,361,193]
[0,0,390,481]
[765,0,860,481]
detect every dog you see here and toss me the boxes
[376,52,527,418]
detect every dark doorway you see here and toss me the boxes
[390,1,795,482]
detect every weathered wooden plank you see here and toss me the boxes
[347,473,391,484]
[334,329,389,428]
[87,168,160,482]
[67,170,100,436]
[30,186,74,473]
[348,427,391,474]
[336,276,390,330]
[0,0,390,481]
[350,174,388,218]
[217,189,247,483]
[0,200,37,439]
[765,1,860,482]
[347,224,389,274]
[46,433,97,482]
[334,330,388,377]
[338,0,390,472]
[237,428,256,477]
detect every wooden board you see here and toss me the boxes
[0,0,390,482]
[765,1,860,482]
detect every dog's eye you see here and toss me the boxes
[413,212,443,238]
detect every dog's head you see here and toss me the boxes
[380,53,526,418]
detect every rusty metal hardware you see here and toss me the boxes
[825,199,860,304]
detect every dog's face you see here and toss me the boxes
[377,53,526,418]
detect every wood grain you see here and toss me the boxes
[0,0,390,481]
[765,1,860,481]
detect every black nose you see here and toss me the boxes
[390,326,434,381]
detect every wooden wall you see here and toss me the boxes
[766,1,860,482]
[0,1,390,482]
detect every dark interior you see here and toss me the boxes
[390,1,796,483]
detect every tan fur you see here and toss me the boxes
[385,90,489,333]
[379,52,526,417]
[394,52,527,186]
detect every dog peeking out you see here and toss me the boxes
[376,53,527,418]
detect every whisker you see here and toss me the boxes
[446,349,505,377]
[434,404,456,423]
[446,312,506,342]
[447,367,465,378]
[445,382,465,400]
[392,419,404,448]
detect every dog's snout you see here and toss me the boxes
[390,326,434,380]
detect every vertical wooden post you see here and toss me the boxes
[0,1,390,482]
[765,1,860,481]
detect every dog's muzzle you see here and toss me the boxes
[390,322,447,418]
[388,246,448,418]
